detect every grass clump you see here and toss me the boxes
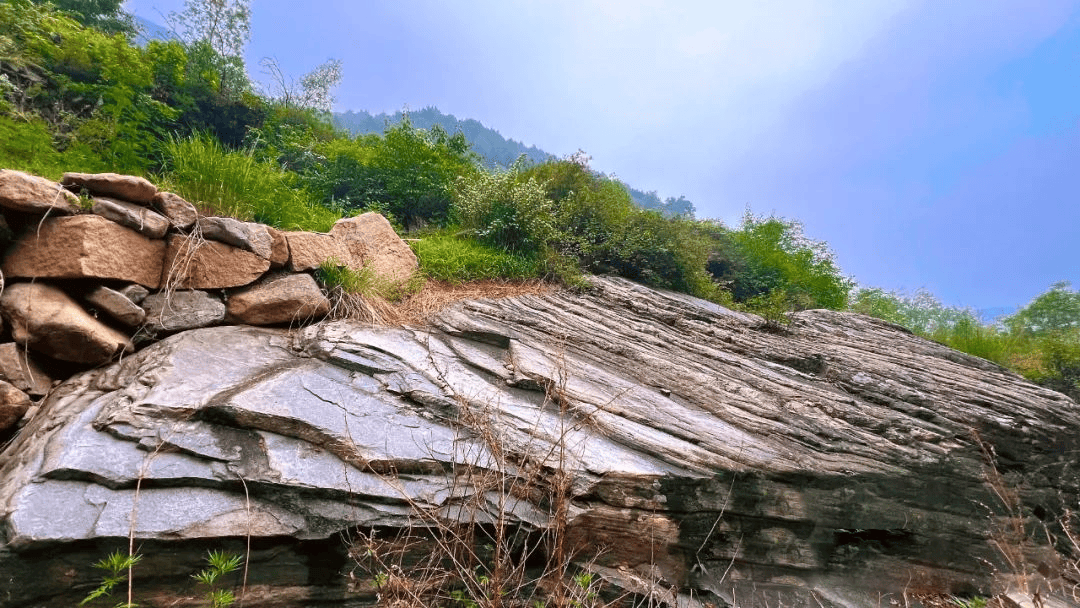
[413,233,544,283]
[161,133,340,231]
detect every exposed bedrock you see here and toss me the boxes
[1,277,1077,607]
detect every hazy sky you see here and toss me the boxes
[123,0,1080,312]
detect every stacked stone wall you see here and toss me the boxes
[0,169,418,435]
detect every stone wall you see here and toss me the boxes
[0,169,419,437]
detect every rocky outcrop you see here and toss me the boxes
[1,277,1076,607]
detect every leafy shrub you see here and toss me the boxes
[161,133,340,231]
[711,212,851,310]
[453,161,557,255]
[307,117,476,228]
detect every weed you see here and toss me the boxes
[80,550,142,607]
[192,550,243,608]
[413,233,544,283]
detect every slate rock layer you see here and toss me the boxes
[0,277,1077,607]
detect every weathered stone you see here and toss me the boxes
[0,282,132,364]
[0,343,53,396]
[91,196,170,238]
[266,226,289,267]
[329,212,417,283]
[227,273,331,325]
[161,234,270,289]
[61,172,157,203]
[142,290,226,333]
[197,216,274,259]
[0,169,80,215]
[150,191,198,230]
[116,283,149,305]
[284,230,353,272]
[0,380,31,434]
[83,285,147,327]
[2,276,1079,607]
[1,215,165,288]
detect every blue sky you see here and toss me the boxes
[123,0,1080,312]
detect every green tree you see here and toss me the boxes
[28,0,134,36]
[168,0,251,98]
[1006,281,1080,337]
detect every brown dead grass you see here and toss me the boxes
[328,278,555,327]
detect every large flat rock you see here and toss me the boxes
[0,277,1077,607]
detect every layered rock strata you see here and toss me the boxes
[0,277,1076,607]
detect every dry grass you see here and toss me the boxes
[328,278,554,327]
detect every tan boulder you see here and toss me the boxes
[0,169,81,215]
[0,380,32,435]
[161,234,270,289]
[91,196,170,238]
[329,213,417,283]
[266,226,289,268]
[61,172,157,203]
[227,273,331,325]
[0,282,132,365]
[151,191,198,230]
[284,231,353,272]
[0,343,53,396]
[2,215,165,288]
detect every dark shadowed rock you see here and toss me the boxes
[0,282,132,364]
[61,172,157,203]
[226,273,331,325]
[150,191,198,230]
[0,277,1077,607]
[0,379,31,434]
[91,196,170,238]
[0,343,53,396]
[0,169,80,215]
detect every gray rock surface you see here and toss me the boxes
[141,290,226,333]
[91,196,170,238]
[198,216,274,260]
[84,285,148,327]
[0,277,1078,607]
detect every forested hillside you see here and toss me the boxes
[0,0,1075,402]
[334,106,697,217]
